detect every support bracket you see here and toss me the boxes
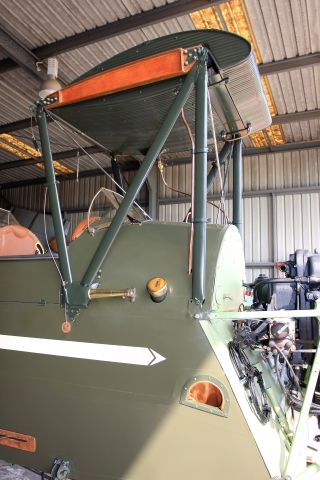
[51,458,71,480]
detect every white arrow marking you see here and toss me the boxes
[0,335,166,366]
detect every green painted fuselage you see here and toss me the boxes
[0,222,270,479]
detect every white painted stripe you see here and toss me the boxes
[0,335,166,366]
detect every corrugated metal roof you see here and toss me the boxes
[0,0,181,52]
[50,30,270,155]
[244,0,320,144]
[282,119,320,143]
[0,0,318,186]
[0,70,40,124]
[267,68,320,112]
[245,0,320,60]
[58,18,195,83]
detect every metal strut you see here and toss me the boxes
[191,53,208,306]
[80,63,200,289]
[36,102,73,288]
[37,56,208,319]
[36,64,200,319]
[206,141,232,191]
[232,138,243,238]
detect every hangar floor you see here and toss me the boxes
[0,460,41,479]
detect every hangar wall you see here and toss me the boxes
[1,170,148,238]
[158,148,320,282]
[1,148,319,283]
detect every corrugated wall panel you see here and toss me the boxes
[162,149,320,200]
[3,148,320,283]
[159,195,272,282]
[158,149,320,282]
[245,268,273,284]
[243,196,272,263]
[3,171,147,213]
[275,192,320,261]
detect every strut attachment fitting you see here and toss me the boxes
[88,288,136,302]
[51,458,71,480]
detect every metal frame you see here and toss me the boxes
[110,157,124,195]
[0,0,217,74]
[35,58,207,316]
[146,166,158,220]
[206,141,232,190]
[192,54,208,305]
[36,102,73,287]
[240,140,320,156]
[1,30,317,78]
[0,146,102,171]
[0,27,45,81]
[80,62,200,290]
[10,38,320,480]
[258,52,320,76]
[232,138,242,237]
[284,316,320,477]
[209,304,320,479]
[2,109,319,137]
[275,109,320,125]
[158,185,320,206]
[1,140,320,184]
[0,163,140,189]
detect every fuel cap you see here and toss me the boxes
[147,277,168,303]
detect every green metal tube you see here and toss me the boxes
[111,157,124,195]
[81,64,199,287]
[232,138,243,238]
[266,388,292,447]
[284,315,320,478]
[206,141,232,191]
[192,61,208,305]
[36,103,72,286]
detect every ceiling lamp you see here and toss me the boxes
[39,57,62,99]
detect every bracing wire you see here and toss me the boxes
[157,109,228,221]
[207,92,223,194]
[157,157,228,216]
[181,108,195,275]
[222,142,233,195]
[44,110,152,221]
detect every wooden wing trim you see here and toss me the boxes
[47,46,198,108]
[0,428,36,452]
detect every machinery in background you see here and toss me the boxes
[229,249,320,426]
